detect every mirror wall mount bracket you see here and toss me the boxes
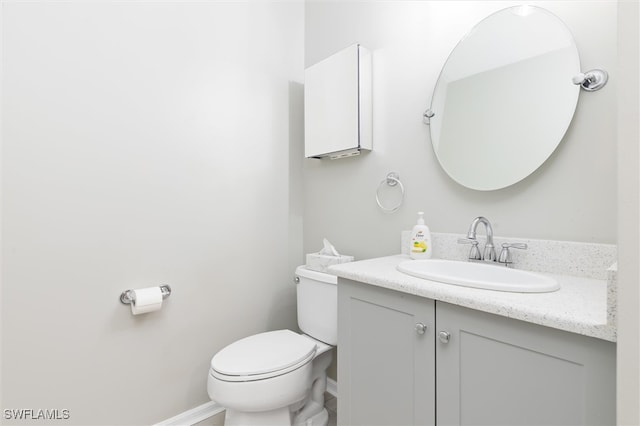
[423,109,435,125]
[572,69,608,92]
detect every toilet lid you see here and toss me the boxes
[211,330,317,378]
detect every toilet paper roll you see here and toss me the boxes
[131,287,163,315]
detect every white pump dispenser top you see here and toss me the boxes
[417,211,425,225]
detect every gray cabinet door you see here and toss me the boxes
[436,302,616,426]
[338,279,436,426]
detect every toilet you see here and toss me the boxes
[207,266,337,426]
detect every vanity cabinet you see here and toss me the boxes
[337,279,616,426]
[337,279,435,425]
[436,302,615,426]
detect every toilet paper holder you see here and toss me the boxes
[120,285,172,305]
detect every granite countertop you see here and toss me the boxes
[329,255,616,343]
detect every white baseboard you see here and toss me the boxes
[154,401,225,426]
[156,379,337,426]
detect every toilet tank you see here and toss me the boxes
[295,266,337,345]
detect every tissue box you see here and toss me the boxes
[306,253,354,273]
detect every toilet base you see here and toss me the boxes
[224,406,329,426]
[225,406,291,426]
[294,407,328,426]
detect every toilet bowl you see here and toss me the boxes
[207,266,337,426]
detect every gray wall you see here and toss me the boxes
[616,1,640,422]
[303,1,618,262]
[1,2,304,424]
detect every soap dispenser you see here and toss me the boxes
[409,212,432,259]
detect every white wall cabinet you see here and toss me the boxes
[304,44,371,159]
[338,279,616,426]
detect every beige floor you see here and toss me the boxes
[196,393,337,426]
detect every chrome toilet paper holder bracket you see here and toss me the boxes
[120,285,172,305]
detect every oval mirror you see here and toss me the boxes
[429,6,580,191]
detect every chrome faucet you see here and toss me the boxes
[463,216,496,262]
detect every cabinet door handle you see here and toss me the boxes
[415,323,427,335]
[438,331,451,343]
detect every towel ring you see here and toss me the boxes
[376,172,405,213]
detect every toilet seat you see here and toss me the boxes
[211,330,317,382]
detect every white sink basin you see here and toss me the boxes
[397,259,559,293]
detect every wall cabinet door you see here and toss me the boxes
[436,302,616,426]
[304,44,372,159]
[338,279,436,426]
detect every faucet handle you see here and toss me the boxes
[457,238,482,261]
[503,242,528,250]
[457,238,476,245]
[498,242,528,266]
